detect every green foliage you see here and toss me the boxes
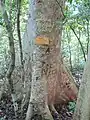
[62,0,90,71]
[68,101,76,112]
[0,0,90,81]
[0,13,4,26]
[68,0,73,4]
[0,0,29,77]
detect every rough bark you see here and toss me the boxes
[25,0,65,120]
[73,46,90,120]
[50,62,78,105]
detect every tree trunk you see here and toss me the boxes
[86,19,89,55]
[0,0,18,119]
[25,0,65,120]
[66,30,73,72]
[73,46,90,120]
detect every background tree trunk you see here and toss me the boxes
[0,0,18,119]
[73,46,90,120]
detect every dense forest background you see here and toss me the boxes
[0,0,89,81]
[0,0,90,120]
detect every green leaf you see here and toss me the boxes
[68,0,73,4]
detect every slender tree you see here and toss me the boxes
[16,0,26,111]
[66,30,73,72]
[86,18,89,55]
[0,0,18,118]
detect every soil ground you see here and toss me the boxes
[0,94,74,120]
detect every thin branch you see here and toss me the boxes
[9,0,12,20]
[86,18,89,54]
[70,26,86,62]
[55,0,66,19]
[17,0,23,66]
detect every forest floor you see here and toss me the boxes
[0,71,82,120]
[0,93,75,120]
